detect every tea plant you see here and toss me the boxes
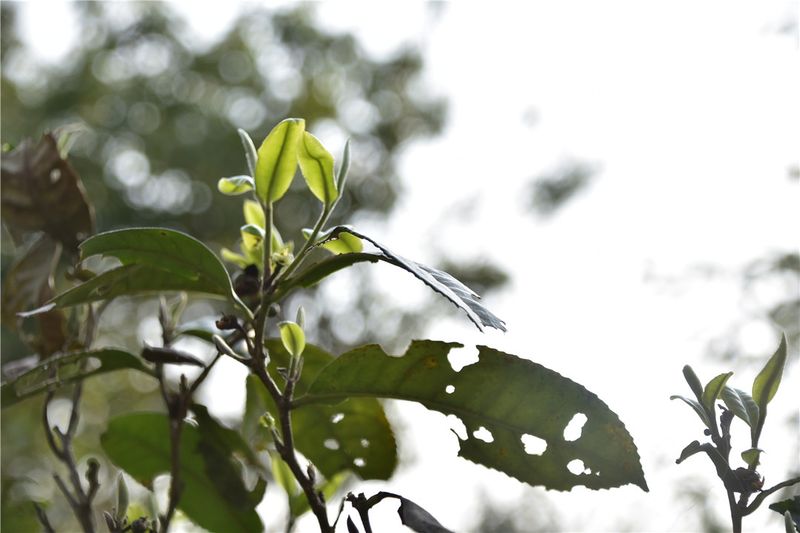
[2,121,647,532]
[672,336,799,533]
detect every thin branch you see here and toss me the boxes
[33,502,56,533]
[744,476,800,515]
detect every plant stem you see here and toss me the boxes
[275,206,330,284]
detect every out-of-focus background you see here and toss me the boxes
[1,2,797,532]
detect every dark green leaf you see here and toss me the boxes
[304,340,647,491]
[101,412,263,533]
[298,131,337,206]
[255,118,305,204]
[770,497,800,533]
[283,252,381,292]
[383,493,453,533]
[701,372,733,413]
[141,346,204,367]
[0,133,94,251]
[1,349,152,407]
[251,340,397,480]
[675,440,704,464]
[721,387,759,430]
[682,365,704,403]
[80,228,234,298]
[670,395,711,428]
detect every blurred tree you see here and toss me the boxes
[1,3,509,531]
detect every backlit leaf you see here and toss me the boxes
[243,200,265,228]
[670,395,710,428]
[279,321,305,358]
[237,128,258,178]
[304,340,647,491]
[298,131,337,206]
[701,372,733,413]
[255,118,305,204]
[217,175,255,195]
[752,335,788,409]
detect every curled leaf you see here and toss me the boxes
[217,176,255,195]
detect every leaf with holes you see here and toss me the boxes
[0,133,94,250]
[302,340,647,491]
[101,411,263,533]
[1,349,152,408]
[248,340,397,480]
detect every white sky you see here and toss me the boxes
[15,1,800,532]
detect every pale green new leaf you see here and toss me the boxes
[752,334,788,409]
[243,199,265,228]
[682,365,704,403]
[701,372,733,413]
[255,118,305,204]
[303,340,647,491]
[298,131,337,206]
[217,175,254,195]
[237,128,258,177]
[279,321,305,358]
[741,448,763,468]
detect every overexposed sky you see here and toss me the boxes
[15,2,799,531]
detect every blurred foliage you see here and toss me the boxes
[528,159,597,218]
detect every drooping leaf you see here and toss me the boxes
[0,133,94,251]
[1,348,152,407]
[101,412,263,533]
[282,252,380,295]
[255,118,305,204]
[298,131,337,206]
[1,234,67,355]
[301,228,363,255]
[373,492,453,533]
[303,340,647,491]
[752,335,788,409]
[720,386,759,430]
[675,440,704,464]
[237,128,258,178]
[669,395,711,428]
[300,227,505,331]
[250,340,397,481]
[217,175,255,195]
[701,372,733,413]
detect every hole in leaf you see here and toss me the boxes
[447,415,468,440]
[50,168,62,183]
[323,439,340,450]
[473,426,494,443]
[86,357,102,372]
[331,413,345,424]
[520,434,547,455]
[563,413,587,442]
[353,458,366,468]
[445,385,455,394]
[447,346,479,372]
[360,438,370,448]
[567,459,589,475]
